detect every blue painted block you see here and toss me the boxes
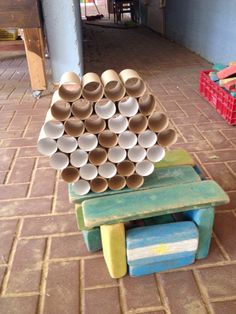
[209,72,219,82]
[126,221,198,267]
[82,228,102,252]
[183,207,214,259]
[129,254,195,276]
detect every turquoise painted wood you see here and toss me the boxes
[75,205,89,231]
[155,149,195,169]
[69,165,200,204]
[82,228,102,252]
[143,214,175,226]
[82,180,229,228]
[129,255,196,277]
[126,221,198,267]
[183,207,215,259]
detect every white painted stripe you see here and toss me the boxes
[127,238,199,262]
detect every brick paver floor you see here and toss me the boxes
[0,24,236,314]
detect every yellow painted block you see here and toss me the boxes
[100,223,127,279]
[219,77,236,86]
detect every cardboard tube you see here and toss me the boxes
[49,152,69,170]
[90,176,108,193]
[80,164,98,180]
[119,69,146,97]
[117,160,135,176]
[157,128,178,147]
[108,175,126,190]
[73,179,90,195]
[138,130,157,148]
[136,160,155,176]
[139,94,156,116]
[43,109,65,139]
[118,96,139,117]
[118,131,137,149]
[78,133,98,151]
[94,98,116,120]
[148,112,169,132]
[61,166,80,183]
[108,114,128,134]
[147,145,165,162]
[128,145,146,162]
[98,162,117,178]
[51,90,71,121]
[71,99,93,120]
[57,135,78,153]
[101,69,126,101]
[37,128,57,156]
[85,115,106,134]
[64,118,85,137]
[88,148,107,166]
[58,71,81,101]
[126,174,144,189]
[98,130,118,148]
[70,149,88,167]
[82,72,104,101]
[129,114,148,134]
[108,146,126,163]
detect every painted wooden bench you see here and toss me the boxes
[68,149,229,278]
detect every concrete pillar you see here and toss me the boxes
[41,0,83,82]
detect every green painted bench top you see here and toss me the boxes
[69,165,200,204]
[82,180,229,228]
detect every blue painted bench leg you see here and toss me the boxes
[183,207,214,259]
[82,228,102,252]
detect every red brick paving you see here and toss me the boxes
[0,23,236,314]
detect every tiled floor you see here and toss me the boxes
[0,24,236,314]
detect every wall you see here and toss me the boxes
[165,0,236,64]
[139,0,165,34]
[41,0,83,82]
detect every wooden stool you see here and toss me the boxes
[69,149,229,278]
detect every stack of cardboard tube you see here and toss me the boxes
[37,69,177,195]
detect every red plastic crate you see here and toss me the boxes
[200,70,236,125]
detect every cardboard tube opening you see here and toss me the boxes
[136,160,154,176]
[147,145,165,162]
[49,152,69,170]
[78,133,98,151]
[138,130,157,148]
[118,131,137,149]
[95,98,116,119]
[108,146,126,163]
[51,101,71,121]
[129,114,148,134]
[90,177,108,193]
[64,118,85,137]
[82,72,104,101]
[88,148,107,166]
[118,96,139,117]
[80,164,98,180]
[148,112,169,132]
[108,175,126,190]
[43,120,65,139]
[128,145,146,162]
[71,99,93,120]
[57,135,78,153]
[101,69,126,101]
[73,179,90,195]
[158,128,178,147]
[139,94,156,116]
[119,69,146,97]
[61,166,80,183]
[108,114,128,134]
[85,115,106,134]
[70,149,88,167]
[98,130,118,148]
[126,174,144,189]
[98,162,117,178]
[58,71,81,101]
[117,160,135,176]
[37,127,57,156]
